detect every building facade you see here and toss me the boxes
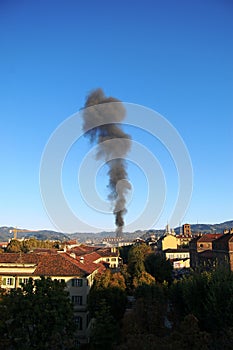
[0,244,120,344]
[189,233,233,271]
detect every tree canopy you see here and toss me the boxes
[0,277,76,349]
[88,270,127,322]
[145,253,173,284]
[6,238,60,253]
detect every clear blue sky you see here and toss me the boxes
[0,0,232,233]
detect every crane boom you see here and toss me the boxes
[9,227,39,239]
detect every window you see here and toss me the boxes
[7,278,13,285]
[111,258,116,261]
[72,296,83,305]
[2,277,14,286]
[72,278,83,287]
[74,316,83,330]
[19,278,29,285]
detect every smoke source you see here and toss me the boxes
[82,88,131,237]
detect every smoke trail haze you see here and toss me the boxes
[82,88,131,237]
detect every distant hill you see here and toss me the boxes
[0,227,69,242]
[0,220,232,242]
[140,221,233,240]
[186,220,233,234]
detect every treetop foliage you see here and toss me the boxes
[6,238,60,253]
[0,277,76,349]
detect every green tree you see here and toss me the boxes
[6,239,21,253]
[116,283,168,350]
[6,238,60,253]
[145,253,173,284]
[135,283,168,336]
[169,270,211,328]
[120,264,131,291]
[119,245,132,264]
[88,270,127,321]
[169,267,233,335]
[168,314,211,350]
[0,277,76,349]
[127,244,152,279]
[90,300,118,350]
[132,271,155,289]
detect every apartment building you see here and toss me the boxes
[0,245,120,344]
[189,234,223,269]
[162,248,190,269]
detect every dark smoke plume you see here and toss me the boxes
[82,88,131,237]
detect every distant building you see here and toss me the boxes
[189,230,233,271]
[176,224,194,247]
[157,234,178,251]
[102,236,133,247]
[162,248,190,269]
[210,233,233,270]
[189,234,223,269]
[157,225,191,272]
[182,224,192,236]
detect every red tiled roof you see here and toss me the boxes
[62,252,101,275]
[68,245,97,256]
[34,253,88,277]
[96,248,118,257]
[68,245,118,258]
[198,234,223,242]
[32,248,58,254]
[0,251,101,277]
[0,253,40,264]
[213,233,233,244]
[80,251,102,262]
[64,240,78,245]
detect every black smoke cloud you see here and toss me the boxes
[82,88,131,237]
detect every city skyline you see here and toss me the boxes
[0,0,232,233]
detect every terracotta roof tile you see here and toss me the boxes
[198,234,223,242]
[68,245,97,256]
[0,253,40,264]
[213,233,233,243]
[96,248,118,257]
[0,252,100,277]
[80,251,102,262]
[62,252,103,275]
[34,253,87,277]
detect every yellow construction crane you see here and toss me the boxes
[9,227,38,240]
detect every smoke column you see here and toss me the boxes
[82,88,131,237]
